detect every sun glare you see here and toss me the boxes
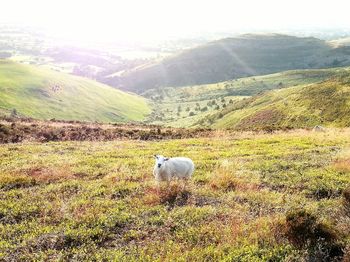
[1,0,350,44]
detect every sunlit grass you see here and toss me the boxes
[0,129,349,260]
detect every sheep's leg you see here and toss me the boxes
[166,179,171,191]
[182,178,188,191]
[166,172,173,191]
[155,180,161,194]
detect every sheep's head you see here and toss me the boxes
[154,155,169,168]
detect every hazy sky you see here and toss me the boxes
[1,0,350,42]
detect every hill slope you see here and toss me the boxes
[144,68,345,127]
[112,34,350,93]
[203,71,350,130]
[0,60,150,122]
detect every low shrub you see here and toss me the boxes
[0,174,36,190]
[343,186,350,216]
[27,233,66,251]
[284,209,335,248]
[283,209,343,261]
[307,186,341,200]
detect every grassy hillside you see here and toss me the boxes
[112,34,350,92]
[0,60,150,122]
[145,68,344,127]
[1,129,349,260]
[204,71,350,130]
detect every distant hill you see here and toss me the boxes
[0,60,150,122]
[110,34,350,93]
[201,70,350,130]
[329,37,350,47]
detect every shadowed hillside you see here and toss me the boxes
[110,34,350,93]
[0,60,150,122]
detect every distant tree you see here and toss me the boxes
[215,105,220,110]
[0,52,11,59]
[186,107,190,112]
[189,112,195,116]
[229,99,233,104]
[221,98,225,103]
[201,106,208,112]
[207,101,212,107]
[212,100,217,105]
[332,58,341,66]
[277,82,283,88]
[222,103,226,108]
[196,102,200,107]
[177,105,182,112]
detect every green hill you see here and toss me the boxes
[145,68,344,127]
[113,34,350,93]
[202,70,350,130]
[0,60,150,122]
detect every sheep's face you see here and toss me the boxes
[154,155,169,168]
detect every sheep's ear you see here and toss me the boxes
[164,158,169,161]
[153,155,157,158]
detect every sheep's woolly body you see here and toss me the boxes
[153,157,194,182]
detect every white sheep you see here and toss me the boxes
[313,125,326,132]
[153,155,195,187]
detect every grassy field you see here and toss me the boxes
[1,129,349,261]
[0,60,151,122]
[145,68,345,127]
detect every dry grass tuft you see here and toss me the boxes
[144,183,192,208]
[209,161,239,192]
[333,159,350,173]
[0,173,36,190]
[343,245,350,262]
[25,165,74,183]
[209,172,237,191]
[332,148,350,173]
